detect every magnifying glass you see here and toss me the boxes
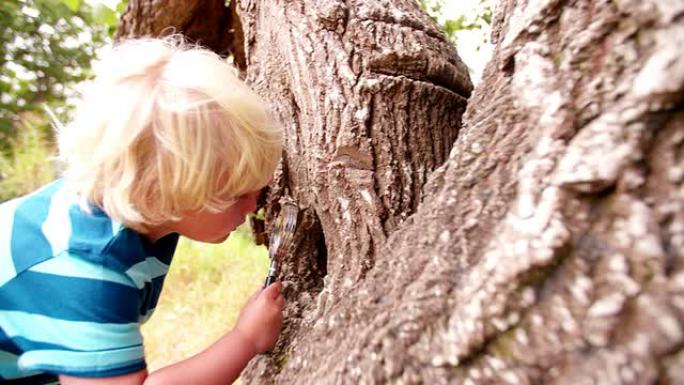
[264,199,298,287]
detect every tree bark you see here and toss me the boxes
[235,0,473,381]
[116,0,234,56]
[117,0,684,383]
[237,0,684,383]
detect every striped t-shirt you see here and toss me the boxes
[0,179,179,383]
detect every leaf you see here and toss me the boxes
[63,0,81,12]
[116,0,128,14]
[92,3,118,28]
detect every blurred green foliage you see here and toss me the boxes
[0,0,127,200]
[0,117,57,202]
[418,0,493,44]
[0,0,110,152]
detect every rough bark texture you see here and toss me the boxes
[116,0,234,55]
[238,0,684,384]
[116,0,684,383]
[235,1,472,381]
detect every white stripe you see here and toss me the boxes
[19,346,144,373]
[0,198,22,286]
[125,257,170,289]
[0,310,142,351]
[111,218,123,237]
[0,350,41,379]
[41,184,74,257]
[140,309,156,324]
[29,252,136,288]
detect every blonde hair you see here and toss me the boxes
[57,36,282,231]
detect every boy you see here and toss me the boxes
[0,37,284,384]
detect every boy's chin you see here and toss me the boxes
[206,232,231,244]
[186,231,231,244]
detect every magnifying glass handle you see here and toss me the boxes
[264,260,278,287]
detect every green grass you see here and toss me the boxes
[141,224,270,372]
[0,120,58,202]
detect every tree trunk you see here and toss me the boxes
[116,0,235,56]
[234,3,472,381]
[118,0,684,384]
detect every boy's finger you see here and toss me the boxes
[247,288,261,304]
[274,294,285,309]
[262,281,282,300]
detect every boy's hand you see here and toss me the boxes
[235,282,285,353]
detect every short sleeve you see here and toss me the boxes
[0,251,147,378]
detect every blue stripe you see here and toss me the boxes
[10,336,142,354]
[146,233,179,265]
[28,251,137,288]
[0,351,42,380]
[126,257,170,289]
[147,275,167,313]
[11,335,85,352]
[0,326,21,355]
[0,310,142,351]
[67,201,120,256]
[19,346,145,376]
[99,228,149,273]
[137,275,167,319]
[10,181,60,274]
[0,271,141,323]
[53,360,146,378]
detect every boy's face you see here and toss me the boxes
[173,189,261,243]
